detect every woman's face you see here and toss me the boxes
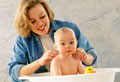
[28,4,50,35]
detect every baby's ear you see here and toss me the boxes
[54,43,58,50]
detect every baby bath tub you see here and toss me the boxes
[19,68,120,82]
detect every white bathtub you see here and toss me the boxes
[19,68,120,82]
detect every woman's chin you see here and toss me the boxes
[37,30,49,35]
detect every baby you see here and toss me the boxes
[50,27,85,76]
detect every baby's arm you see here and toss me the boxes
[77,59,85,74]
[50,58,62,76]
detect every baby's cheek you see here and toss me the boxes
[72,48,76,53]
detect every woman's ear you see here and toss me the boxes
[54,43,58,50]
[76,40,78,45]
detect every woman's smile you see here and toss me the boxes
[38,25,45,31]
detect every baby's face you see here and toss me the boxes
[55,31,77,56]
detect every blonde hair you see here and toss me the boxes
[14,0,54,37]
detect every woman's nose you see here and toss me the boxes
[37,19,43,26]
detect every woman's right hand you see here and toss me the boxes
[39,50,59,66]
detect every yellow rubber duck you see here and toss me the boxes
[85,66,96,74]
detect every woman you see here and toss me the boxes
[8,0,98,82]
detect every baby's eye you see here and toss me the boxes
[70,41,74,44]
[61,42,65,45]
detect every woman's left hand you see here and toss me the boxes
[73,48,87,62]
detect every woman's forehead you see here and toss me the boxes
[28,4,46,18]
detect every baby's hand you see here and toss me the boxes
[73,48,87,61]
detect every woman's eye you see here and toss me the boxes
[40,15,45,19]
[70,41,74,44]
[61,43,65,45]
[31,21,35,24]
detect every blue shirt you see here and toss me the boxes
[8,20,98,82]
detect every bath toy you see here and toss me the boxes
[85,66,96,74]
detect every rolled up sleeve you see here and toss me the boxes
[8,64,23,82]
[71,23,98,66]
[85,49,98,66]
[8,36,27,82]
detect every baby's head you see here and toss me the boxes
[54,27,78,56]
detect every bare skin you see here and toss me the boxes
[50,28,85,76]
[50,54,84,75]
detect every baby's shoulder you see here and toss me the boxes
[52,55,61,63]
[73,57,82,63]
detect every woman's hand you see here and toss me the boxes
[73,48,94,65]
[73,48,87,62]
[39,50,59,66]
[19,50,58,76]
